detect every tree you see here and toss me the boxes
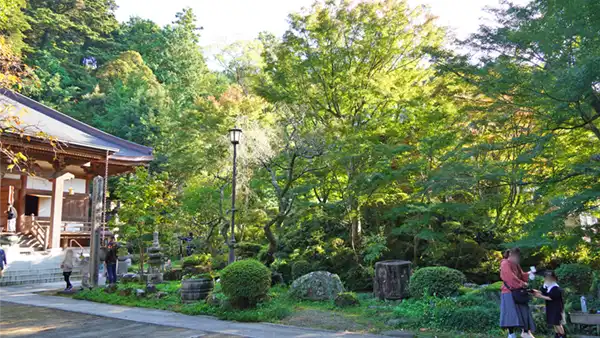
[71,51,167,145]
[22,0,120,105]
[113,167,175,273]
[436,0,599,254]
[260,0,445,250]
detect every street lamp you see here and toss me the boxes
[228,126,242,264]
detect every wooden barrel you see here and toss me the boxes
[181,278,214,303]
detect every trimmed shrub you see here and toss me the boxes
[409,266,466,298]
[182,254,212,269]
[291,260,312,280]
[235,242,262,259]
[220,259,271,308]
[555,264,593,294]
[341,265,373,291]
[334,292,360,307]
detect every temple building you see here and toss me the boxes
[0,88,153,251]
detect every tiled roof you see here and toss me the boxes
[0,89,153,162]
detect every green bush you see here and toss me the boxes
[334,292,360,307]
[555,264,593,294]
[271,259,292,283]
[236,242,262,259]
[437,305,499,332]
[182,254,212,269]
[291,260,313,280]
[394,296,500,333]
[409,266,466,298]
[163,269,183,281]
[220,259,271,308]
[341,266,373,291]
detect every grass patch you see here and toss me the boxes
[70,282,506,337]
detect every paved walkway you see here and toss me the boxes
[0,282,386,338]
[1,301,233,338]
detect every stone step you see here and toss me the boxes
[0,270,82,286]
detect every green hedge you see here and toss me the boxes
[409,266,466,298]
[220,259,271,308]
[556,264,593,294]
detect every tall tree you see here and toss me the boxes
[260,0,445,250]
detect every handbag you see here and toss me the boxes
[504,282,530,304]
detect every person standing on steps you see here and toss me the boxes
[6,203,17,233]
[61,249,75,291]
[500,247,536,338]
[105,236,118,284]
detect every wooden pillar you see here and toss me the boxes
[49,172,74,249]
[17,175,27,233]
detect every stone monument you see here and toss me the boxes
[146,231,164,284]
[373,260,411,300]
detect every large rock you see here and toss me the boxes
[290,271,344,301]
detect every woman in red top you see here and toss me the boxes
[500,248,536,338]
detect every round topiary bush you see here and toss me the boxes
[292,260,312,280]
[555,264,593,294]
[220,259,271,308]
[409,266,466,298]
[334,292,360,307]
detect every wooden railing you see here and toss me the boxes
[61,222,92,234]
[31,218,50,250]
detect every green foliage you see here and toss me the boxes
[394,295,501,334]
[235,242,262,259]
[409,267,466,298]
[220,260,271,308]
[113,167,176,273]
[291,260,313,281]
[334,292,360,308]
[555,264,593,294]
[271,259,292,284]
[182,254,212,269]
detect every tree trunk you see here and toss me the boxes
[373,260,412,300]
[263,216,282,266]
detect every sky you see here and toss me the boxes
[114,0,528,68]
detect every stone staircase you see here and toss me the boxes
[1,267,82,286]
[0,233,87,287]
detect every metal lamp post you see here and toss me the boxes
[228,126,242,264]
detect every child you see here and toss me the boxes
[60,249,75,291]
[534,271,566,338]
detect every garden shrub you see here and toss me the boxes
[211,254,228,270]
[555,264,593,294]
[334,292,360,307]
[394,296,500,333]
[271,259,292,283]
[235,242,262,259]
[291,260,312,280]
[409,266,466,298]
[341,265,373,291]
[220,259,271,308]
[436,305,499,332]
[163,269,183,281]
[182,254,212,269]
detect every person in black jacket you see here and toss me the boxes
[105,236,118,284]
[534,271,566,338]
